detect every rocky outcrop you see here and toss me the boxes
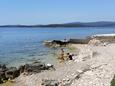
[69,38,90,44]
[23,62,53,73]
[44,38,91,48]
[0,66,20,84]
[44,40,69,47]
[0,61,54,84]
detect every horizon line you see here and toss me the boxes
[0,21,115,26]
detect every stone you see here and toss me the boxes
[5,67,19,79]
[41,79,59,86]
[18,65,25,74]
[23,61,52,73]
[0,72,5,84]
[0,64,8,84]
[0,64,7,70]
[46,63,55,70]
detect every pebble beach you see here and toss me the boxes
[3,37,114,86]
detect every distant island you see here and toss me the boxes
[0,21,115,27]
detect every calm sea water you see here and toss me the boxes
[0,27,115,67]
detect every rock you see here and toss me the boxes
[5,67,19,79]
[18,65,25,74]
[46,63,55,70]
[0,64,7,70]
[69,38,90,44]
[0,64,8,84]
[0,72,5,84]
[41,79,59,86]
[15,61,55,74]
[23,62,52,73]
[88,38,101,46]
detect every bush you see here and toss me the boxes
[111,75,115,86]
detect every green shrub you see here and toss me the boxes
[111,75,115,86]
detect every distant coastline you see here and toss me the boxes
[0,21,115,28]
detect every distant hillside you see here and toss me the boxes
[41,21,115,27]
[0,21,115,27]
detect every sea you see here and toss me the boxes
[0,27,115,67]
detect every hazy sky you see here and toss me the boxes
[0,0,115,25]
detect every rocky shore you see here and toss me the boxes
[0,61,54,85]
[1,34,115,86]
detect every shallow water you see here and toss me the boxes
[0,27,115,67]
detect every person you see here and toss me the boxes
[64,38,67,42]
[58,48,65,61]
[61,48,65,60]
[67,53,73,60]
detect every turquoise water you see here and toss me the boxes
[0,27,115,67]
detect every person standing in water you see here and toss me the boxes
[58,48,65,62]
[60,48,65,60]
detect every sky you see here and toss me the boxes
[0,0,115,25]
